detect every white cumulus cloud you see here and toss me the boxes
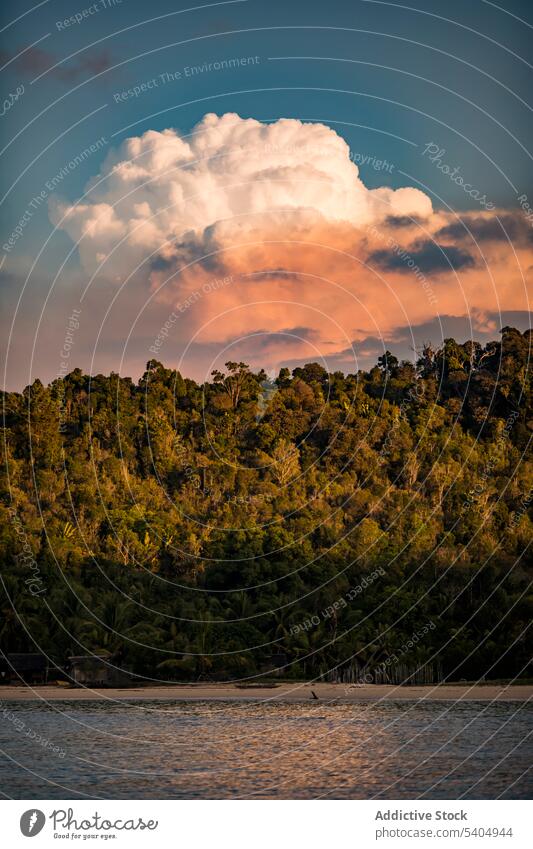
[50,112,432,278]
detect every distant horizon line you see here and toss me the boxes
[4,324,531,394]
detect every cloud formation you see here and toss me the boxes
[51,113,531,372]
[370,241,476,273]
[0,47,114,82]
[52,112,431,271]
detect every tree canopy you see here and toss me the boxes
[1,327,531,683]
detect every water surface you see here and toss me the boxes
[0,699,531,799]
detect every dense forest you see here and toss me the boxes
[1,326,532,684]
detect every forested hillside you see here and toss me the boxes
[1,327,532,682]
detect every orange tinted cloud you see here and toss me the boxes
[148,210,531,368]
[50,113,532,370]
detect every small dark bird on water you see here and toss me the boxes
[311,690,319,700]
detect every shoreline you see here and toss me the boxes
[1,682,532,702]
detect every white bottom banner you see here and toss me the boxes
[1,800,531,848]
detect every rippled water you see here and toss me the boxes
[0,699,531,799]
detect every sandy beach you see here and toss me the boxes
[1,682,531,702]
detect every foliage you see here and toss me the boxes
[1,329,531,682]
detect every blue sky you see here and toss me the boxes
[2,0,532,217]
